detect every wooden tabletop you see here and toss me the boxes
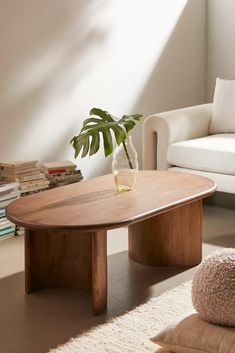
[6,171,216,231]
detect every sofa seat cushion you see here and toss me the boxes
[167,134,235,175]
[168,167,235,194]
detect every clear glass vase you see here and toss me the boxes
[112,135,138,192]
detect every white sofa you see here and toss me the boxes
[143,103,235,195]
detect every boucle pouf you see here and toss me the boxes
[192,248,235,327]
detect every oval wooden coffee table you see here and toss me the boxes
[6,171,216,315]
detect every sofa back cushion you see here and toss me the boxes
[209,78,235,133]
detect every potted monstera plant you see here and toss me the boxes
[71,108,143,191]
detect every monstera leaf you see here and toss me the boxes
[71,108,143,158]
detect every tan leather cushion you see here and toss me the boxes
[151,313,235,353]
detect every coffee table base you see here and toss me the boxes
[128,200,202,266]
[24,229,107,316]
[24,200,202,316]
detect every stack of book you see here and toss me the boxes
[0,160,49,196]
[41,161,83,188]
[0,160,83,239]
[0,183,20,240]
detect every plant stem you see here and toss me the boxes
[122,140,133,169]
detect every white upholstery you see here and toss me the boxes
[143,104,212,170]
[210,78,235,133]
[169,167,235,194]
[167,134,235,175]
[143,103,235,194]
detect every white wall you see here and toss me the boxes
[207,0,235,100]
[0,0,206,178]
[132,0,206,163]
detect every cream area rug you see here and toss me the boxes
[49,282,194,353]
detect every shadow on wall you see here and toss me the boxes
[131,0,206,167]
[0,0,205,177]
[0,0,108,161]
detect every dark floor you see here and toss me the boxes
[0,206,234,353]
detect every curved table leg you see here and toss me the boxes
[128,200,202,267]
[24,228,107,315]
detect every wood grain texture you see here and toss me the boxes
[128,200,202,266]
[25,229,37,293]
[24,228,107,315]
[91,231,107,315]
[9,171,216,316]
[6,171,216,232]
[25,229,93,292]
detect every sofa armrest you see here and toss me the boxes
[143,103,213,170]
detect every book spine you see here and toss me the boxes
[47,169,70,174]
[19,184,49,194]
[0,161,37,168]
[0,182,19,191]
[0,232,15,240]
[0,228,15,237]
[0,211,6,218]
[0,197,19,208]
[1,168,39,176]
[0,220,12,226]
[0,225,15,232]
[1,165,36,173]
[0,234,14,238]
[17,174,45,182]
[19,180,48,188]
